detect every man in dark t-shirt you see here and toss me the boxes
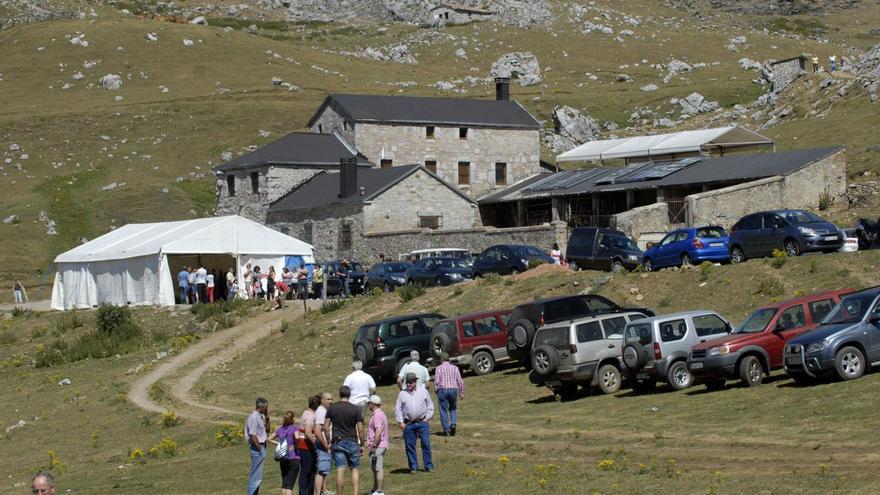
[325,385,364,495]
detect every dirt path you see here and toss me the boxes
[128,301,319,423]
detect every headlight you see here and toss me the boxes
[707,346,730,357]
[521,258,529,266]
[627,254,639,261]
[798,226,817,236]
[391,276,405,283]
[805,340,829,354]
[448,273,462,279]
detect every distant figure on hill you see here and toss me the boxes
[811,55,819,72]
[226,267,236,301]
[31,471,55,495]
[13,280,27,304]
[177,268,189,304]
[829,54,837,72]
[297,264,309,300]
[244,263,254,299]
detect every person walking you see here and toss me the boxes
[177,267,189,304]
[366,395,388,495]
[244,263,254,299]
[207,269,216,303]
[812,55,819,72]
[325,386,365,495]
[434,353,465,436]
[549,243,563,265]
[313,392,333,495]
[196,266,208,304]
[269,410,303,495]
[343,361,376,414]
[337,261,351,299]
[830,54,837,72]
[187,267,198,303]
[395,373,434,473]
[298,396,320,495]
[313,264,324,300]
[246,398,271,495]
[297,264,309,300]
[396,351,430,390]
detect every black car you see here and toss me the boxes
[322,260,367,296]
[472,244,555,277]
[404,257,473,287]
[506,294,655,364]
[566,227,642,272]
[728,210,843,262]
[365,262,410,292]
[352,313,445,382]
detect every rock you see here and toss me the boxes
[490,52,542,86]
[727,35,747,51]
[640,83,658,92]
[387,44,416,64]
[58,378,72,386]
[114,95,123,102]
[679,92,719,115]
[548,105,600,153]
[100,74,123,90]
[616,73,633,82]
[635,294,644,301]
[102,182,121,191]
[72,72,85,80]
[667,59,693,74]
[248,24,258,34]
[159,85,169,93]
[655,118,676,128]
[629,287,640,295]
[161,187,170,193]
[258,129,271,138]
[271,76,283,86]
[182,39,194,47]
[434,81,456,91]
[189,15,208,25]
[221,151,233,161]
[145,32,158,42]
[738,58,761,71]
[820,77,836,89]
[3,214,18,224]
[455,48,467,60]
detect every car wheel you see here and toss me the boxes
[784,238,801,257]
[355,343,374,365]
[597,364,621,394]
[834,346,865,380]
[704,379,726,391]
[531,345,559,377]
[510,320,536,350]
[739,355,763,387]
[681,253,693,268]
[643,258,654,272]
[667,360,693,390]
[569,260,579,271]
[611,260,624,273]
[730,246,745,264]
[632,379,656,394]
[472,351,495,376]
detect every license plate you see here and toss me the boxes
[824,235,837,241]
[709,242,723,247]
[689,362,704,369]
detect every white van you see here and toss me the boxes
[399,248,473,265]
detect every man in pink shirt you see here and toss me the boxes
[366,395,388,495]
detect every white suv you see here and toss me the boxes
[621,310,732,393]
[528,311,648,399]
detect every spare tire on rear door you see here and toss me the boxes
[431,333,451,359]
[355,342,374,365]
[622,342,647,370]
[532,345,560,377]
[510,319,536,350]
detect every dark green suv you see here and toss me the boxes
[352,313,445,382]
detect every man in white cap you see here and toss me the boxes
[366,395,388,495]
[395,350,430,390]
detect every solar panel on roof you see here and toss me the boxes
[525,168,607,192]
[614,157,705,183]
[594,162,653,185]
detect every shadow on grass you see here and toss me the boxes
[390,468,415,475]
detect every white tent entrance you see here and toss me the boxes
[51,216,314,310]
[167,254,237,303]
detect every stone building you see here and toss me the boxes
[429,3,494,25]
[306,80,543,199]
[769,55,808,93]
[266,162,478,260]
[213,132,370,222]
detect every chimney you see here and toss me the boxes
[495,77,510,101]
[339,157,358,198]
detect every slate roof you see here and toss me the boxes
[307,93,541,130]
[480,147,844,204]
[213,132,371,173]
[269,164,474,212]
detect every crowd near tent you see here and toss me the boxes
[51,215,314,310]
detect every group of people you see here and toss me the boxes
[245,353,465,495]
[176,263,318,308]
[812,54,846,73]
[176,266,229,304]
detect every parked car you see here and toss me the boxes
[784,286,880,383]
[621,310,732,392]
[402,248,474,266]
[728,210,843,263]
[565,227,642,272]
[839,228,859,253]
[404,257,473,287]
[854,217,879,250]
[471,244,555,277]
[528,312,648,399]
[322,260,368,297]
[506,294,655,365]
[364,262,410,292]
[428,309,512,375]
[642,226,730,271]
[352,313,445,381]
[688,289,854,389]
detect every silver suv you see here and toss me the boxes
[621,310,732,393]
[528,312,648,399]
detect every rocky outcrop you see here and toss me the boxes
[545,106,600,153]
[856,42,880,101]
[678,92,720,114]
[490,52,541,86]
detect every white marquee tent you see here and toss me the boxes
[51,215,314,310]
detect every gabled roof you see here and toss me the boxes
[431,3,494,14]
[306,93,541,130]
[556,126,774,163]
[213,132,371,173]
[269,164,474,212]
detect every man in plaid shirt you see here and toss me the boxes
[433,353,464,436]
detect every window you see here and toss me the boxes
[737,214,761,231]
[625,323,653,346]
[226,175,236,197]
[388,319,420,339]
[343,121,348,131]
[425,160,437,173]
[602,316,628,336]
[545,298,591,323]
[250,172,259,194]
[426,126,435,139]
[778,305,807,330]
[659,233,676,246]
[341,224,352,250]
[380,159,393,168]
[474,316,501,336]
[458,161,470,185]
[693,314,728,337]
[302,222,313,244]
[317,124,323,133]
[675,231,690,242]
[461,320,476,338]
[459,127,468,140]
[534,327,569,348]
[659,319,687,342]
[495,162,507,186]
[696,227,726,238]
[576,321,603,343]
[419,215,441,229]
[808,299,834,323]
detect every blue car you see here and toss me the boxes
[642,226,730,271]
[784,286,880,383]
[404,257,473,287]
[728,210,843,263]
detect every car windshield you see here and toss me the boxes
[511,246,546,258]
[696,227,726,238]
[534,327,569,347]
[822,293,877,325]
[781,211,824,224]
[610,235,639,251]
[734,308,777,333]
[384,263,409,273]
[432,258,469,269]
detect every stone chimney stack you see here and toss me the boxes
[339,157,358,198]
[495,77,510,101]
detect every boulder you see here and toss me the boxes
[546,105,600,153]
[678,92,720,115]
[616,73,633,82]
[738,58,761,71]
[189,16,208,25]
[490,52,541,86]
[387,45,416,65]
[434,81,455,91]
[100,74,123,90]
[145,32,158,42]
[3,214,18,224]
[640,83,658,92]
[455,48,467,60]
[72,72,85,80]
[182,39,194,47]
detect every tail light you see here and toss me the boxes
[692,239,704,249]
[538,314,544,327]
[569,344,578,354]
[653,342,661,360]
[375,336,386,351]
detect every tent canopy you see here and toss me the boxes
[556,126,774,163]
[54,215,313,263]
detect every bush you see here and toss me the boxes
[698,261,713,281]
[148,438,179,458]
[320,299,346,314]
[770,249,787,269]
[161,410,182,428]
[479,273,502,286]
[34,340,67,368]
[818,189,833,211]
[214,422,244,447]
[756,276,784,296]
[396,285,425,303]
[279,320,290,334]
[12,306,30,317]
[370,287,383,297]
[452,287,463,297]
[96,304,133,335]
[54,310,84,333]
[528,259,546,269]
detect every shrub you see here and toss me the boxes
[528,259,546,269]
[161,410,182,428]
[34,340,67,368]
[320,299,346,314]
[452,287,463,297]
[279,320,290,333]
[12,306,30,317]
[148,437,178,458]
[770,249,787,269]
[54,310,84,333]
[658,295,672,307]
[479,273,502,286]
[699,261,713,281]
[129,447,146,463]
[809,260,818,273]
[214,422,244,447]
[96,304,133,334]
[396,285,425,303]
[756,276,784,296]
[818,189,833,211]
[47,449,66,471]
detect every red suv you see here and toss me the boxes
[688,289,854,389]
[429,309,512,376]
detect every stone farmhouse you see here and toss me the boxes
[306,79,544,198]
[429,3,495,25]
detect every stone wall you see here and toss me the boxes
[215,165,325,222]
[613,203,670,246]
[771,58,806,93]
[354,123,540,198]
[309,104,355,144]
[363,169,478,231]
[431,7,493,25]
[267,202,365,260]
